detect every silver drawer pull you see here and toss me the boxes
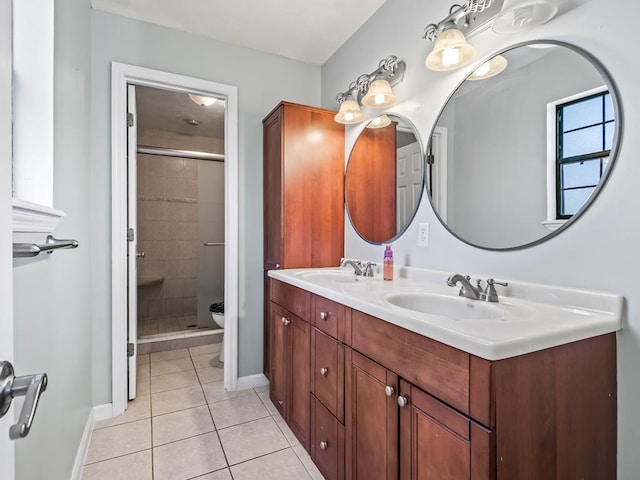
[320,441,328,450]
[136,251,145,258]
[397,395,409,408]
[0,361,48,440]
[282,317,290,326]
[320,367,328,376]
[320,312,329,320]
[384,385,395,397]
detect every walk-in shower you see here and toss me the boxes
[134,86,225,346]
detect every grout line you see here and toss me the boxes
[225,445,293,469]
[83,447,152,467]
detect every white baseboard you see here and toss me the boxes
[236,373,269,390]
[70,404,113,480]
[93,403,114,422]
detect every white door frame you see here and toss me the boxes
[126,84,138,400]
[111,62,239,416]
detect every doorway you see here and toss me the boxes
[134,85,225,343]
[111,63,239,416]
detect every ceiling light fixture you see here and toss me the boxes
[334,55,406,125]
[188,93,216,107]
[423,0,504,71]
[467,54,508,80]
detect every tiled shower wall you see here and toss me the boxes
[136,129,223,336]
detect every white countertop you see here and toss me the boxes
[269,266,623,361]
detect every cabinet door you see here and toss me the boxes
[269,303,289,416]
[346,349,399,480]
[399,380,492,480]
[288,314,310,450]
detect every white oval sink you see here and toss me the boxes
[384,292,506,320]
[297,270,369,284]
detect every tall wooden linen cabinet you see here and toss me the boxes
[263,101,345,377]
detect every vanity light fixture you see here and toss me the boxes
[334,96,365,124]
[188,93,216,107]
[467,54,508,80]
[366,115,392,129]
[423,0,504,71]
[334,55,406,124]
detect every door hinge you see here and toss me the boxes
[128,112,135,127]
[128,228,135,242]
[427,154,435,165]
[127,343,135,357]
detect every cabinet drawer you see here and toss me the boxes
[312,328,344,423]
[311,395,345,480]
[349,310,471,415]
[271,279,309,319]
[313,295,344,340]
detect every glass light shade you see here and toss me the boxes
[188,94,216,107]
[366,115,392,129]
[361,79,397,108]
[492,0,558,34]
[426,28,476,71]
[468,55,508,81]
[334,99,365,124]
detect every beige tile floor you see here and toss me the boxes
[82,343,324,480]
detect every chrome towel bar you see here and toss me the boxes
[203,242,225,246]
[13,235,79,258]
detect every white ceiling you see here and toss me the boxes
[90,0,389,65]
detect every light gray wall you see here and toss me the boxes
[12,0,93,478]
[90,11,321,402]
[322,0,640,477]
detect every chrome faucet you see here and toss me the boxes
[447,274,509,302]
[340,258,364,276]
[480,278,509,303]
[447,273,482,300]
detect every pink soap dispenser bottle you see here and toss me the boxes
[383,244,394,281]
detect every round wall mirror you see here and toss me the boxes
[346,114,425,244]
[427,41,622,250]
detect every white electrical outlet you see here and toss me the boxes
[418,223,429,247]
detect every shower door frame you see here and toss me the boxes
[110,62,239,417]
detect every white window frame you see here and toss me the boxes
[543,85,607,231]
[11,0,65,234]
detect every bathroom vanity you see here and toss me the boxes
[267,267,622,480]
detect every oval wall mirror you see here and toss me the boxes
[427,41,622,250]
[346,114,425,244]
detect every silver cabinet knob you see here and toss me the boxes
[320,311,329,320]
[0,361,48,439]
[320,367,328,376]
[397,395,409,408]
[320,441,328,450]
[281,317,290,326]
[136,251,145,258]
[384,385,395,397]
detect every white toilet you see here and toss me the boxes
[211,312,224,362]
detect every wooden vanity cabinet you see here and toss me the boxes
[263,102,345,376]
[269,280,617,480]
[309,294,347,480]
[268,281,311,450]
